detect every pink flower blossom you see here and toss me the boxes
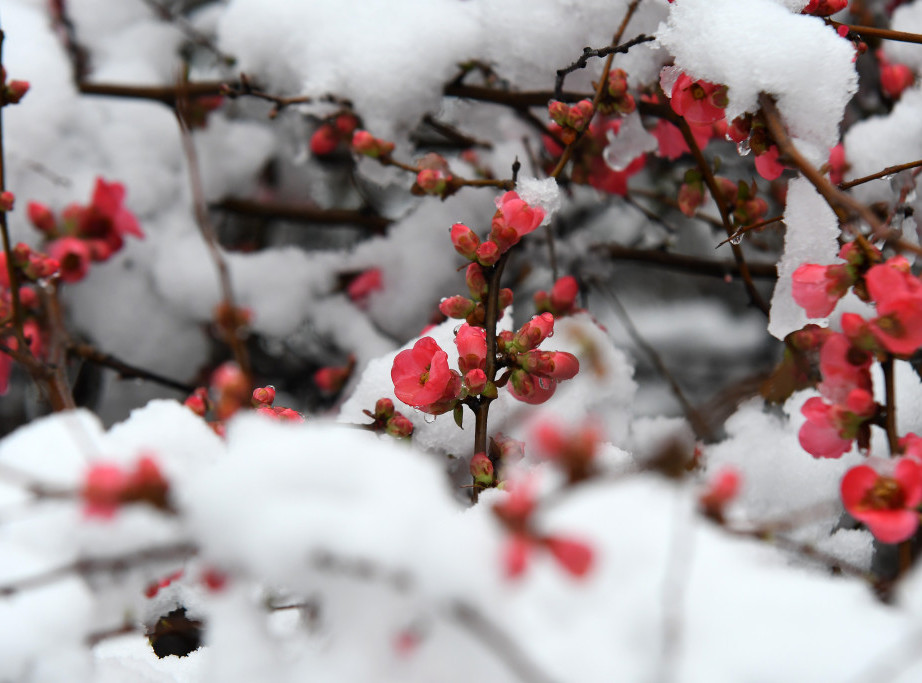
[817,333,872,404]
[455,323,487,374]
[346,268,383,304]
[791,263,852,318]
[802,0,848,16]
[865,259,922,356]
[828,144,846,185]
[80,178,144,249]
[496,191,545,239]
[754,145,784,181]
[46,236,92,283]
[699,467,741,519]
[670,73,728,124]
[841,458,922,543]
[450,222,479,260]
[391,337,453,408]
[799,389,876,459]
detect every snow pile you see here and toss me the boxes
[769,177,841,340]
[656,0,858,157]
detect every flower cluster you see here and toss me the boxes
[27,177,144,283]
[361,398,414,439]
[82,454,170,518]
[309,112,360,156]
[184,363,303,436]
[448,191,545,269]
[548,99,596,144]
[596,68,636,116]
[0,238,60,393]
[677,172,769,226]
[492,480,593,579]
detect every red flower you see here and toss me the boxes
[842,459,922,543]
[82,464,129,518]
[865,259,922,356]
[791,263,852,318]
[79,178,144,250]
[496,191,545,238]
[346,268,383,304]
[670,73,728,125]
[391,337,453,408]
[802,0,848,16]
[799,389,876,459]
[817,333,872,405]
[310,124,339,156]
[46,236,92,283]
[754,145,784,181]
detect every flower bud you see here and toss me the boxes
[0,191,14,212]
[416,168,449,195]
[517,350,579,380]
[465,263,488,300]
[385,413,414,438]
[351,130,395,158]
[498,288,514,310]
[310,124,339,156]
[252,386,276,406]
[4,79,29,105]
[440,295,476,319]
[512,313,555,351]
[374,397,395,420]
[470,452,495,487]
[475,240,501,266]
[464,368,487,395]
[550,276,578,313]
[450,222,480,260]
[27,202,56,234]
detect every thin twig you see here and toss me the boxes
[174,71,251,378]
[839,159,922,189]
[139,0,236,66]
[214,198,392,233]
[830,21,922,45]
[590,278,714,441]
[553,34,656,100]
[883,357,899,456]
[594,243,777,280]
[69,343,195,394]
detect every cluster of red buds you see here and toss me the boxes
[548,99,595,144]
[439,262,514,326]
[27,177,144,283]
[595,68,636,116]
[677,171,769,227]
[81,454,170,518]
[310,112,360,156]
[361,397,414,439]
[184,362,303,436]
[448,190,545,269]
[412,153,454,199]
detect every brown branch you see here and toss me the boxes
[69,343,195,394]
[667,108,771,314]
[590,278,714,442]
[839,159,922,189]
[419,114,493,150]
[830,21,922,45]
[174,72,251,379]
[214,198,393,233]
[0,543,197,597]
[553,33,656,100]
[716,215,785,247]
[594,243,777,279]
[139,0,236,66]
[78,80,225,106]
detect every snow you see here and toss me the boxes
[656,0,858,158]
[5,0,922,679]
[769,177,842,340]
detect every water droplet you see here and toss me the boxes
[453,324,462,335]
[423,413,437,424]
[730,234,743,245]
[537,377,551,390]
[546,329,554,338]
[736,139,751,157]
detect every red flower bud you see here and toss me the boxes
[439,295,476,319]
[450,222,480,260]
[470,452,494,486]
[385,413,414,438]
[0,191,14,212]
[252,386,276,405]
[310,124,340,156]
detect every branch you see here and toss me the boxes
[213,198,393,233]
[839,158,922,189]
[553,34,655,100]
[593,243,777,280]
[830,21,922,45]
[69,343,196,394]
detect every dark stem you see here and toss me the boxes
[839,159,922,189]
[830,21,922,45]
[882,356,898,456]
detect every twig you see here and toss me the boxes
[419,114,493,150]
[590,278,714,441]
[139,0,236,66]
[214,198,392,233]
[69,343,195,394]
[839,159,922,189]
[0,543,197,597]
[593,243,777,280]
[882,357,899,456]
[830,21,922,45]
[174,70,251,378]
[716,215,785,248]
[78,80,225,106]
[553,34,655,100]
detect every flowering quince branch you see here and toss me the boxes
[552,33,655,100]
[839,158,922,190]
[827,20,922,46]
